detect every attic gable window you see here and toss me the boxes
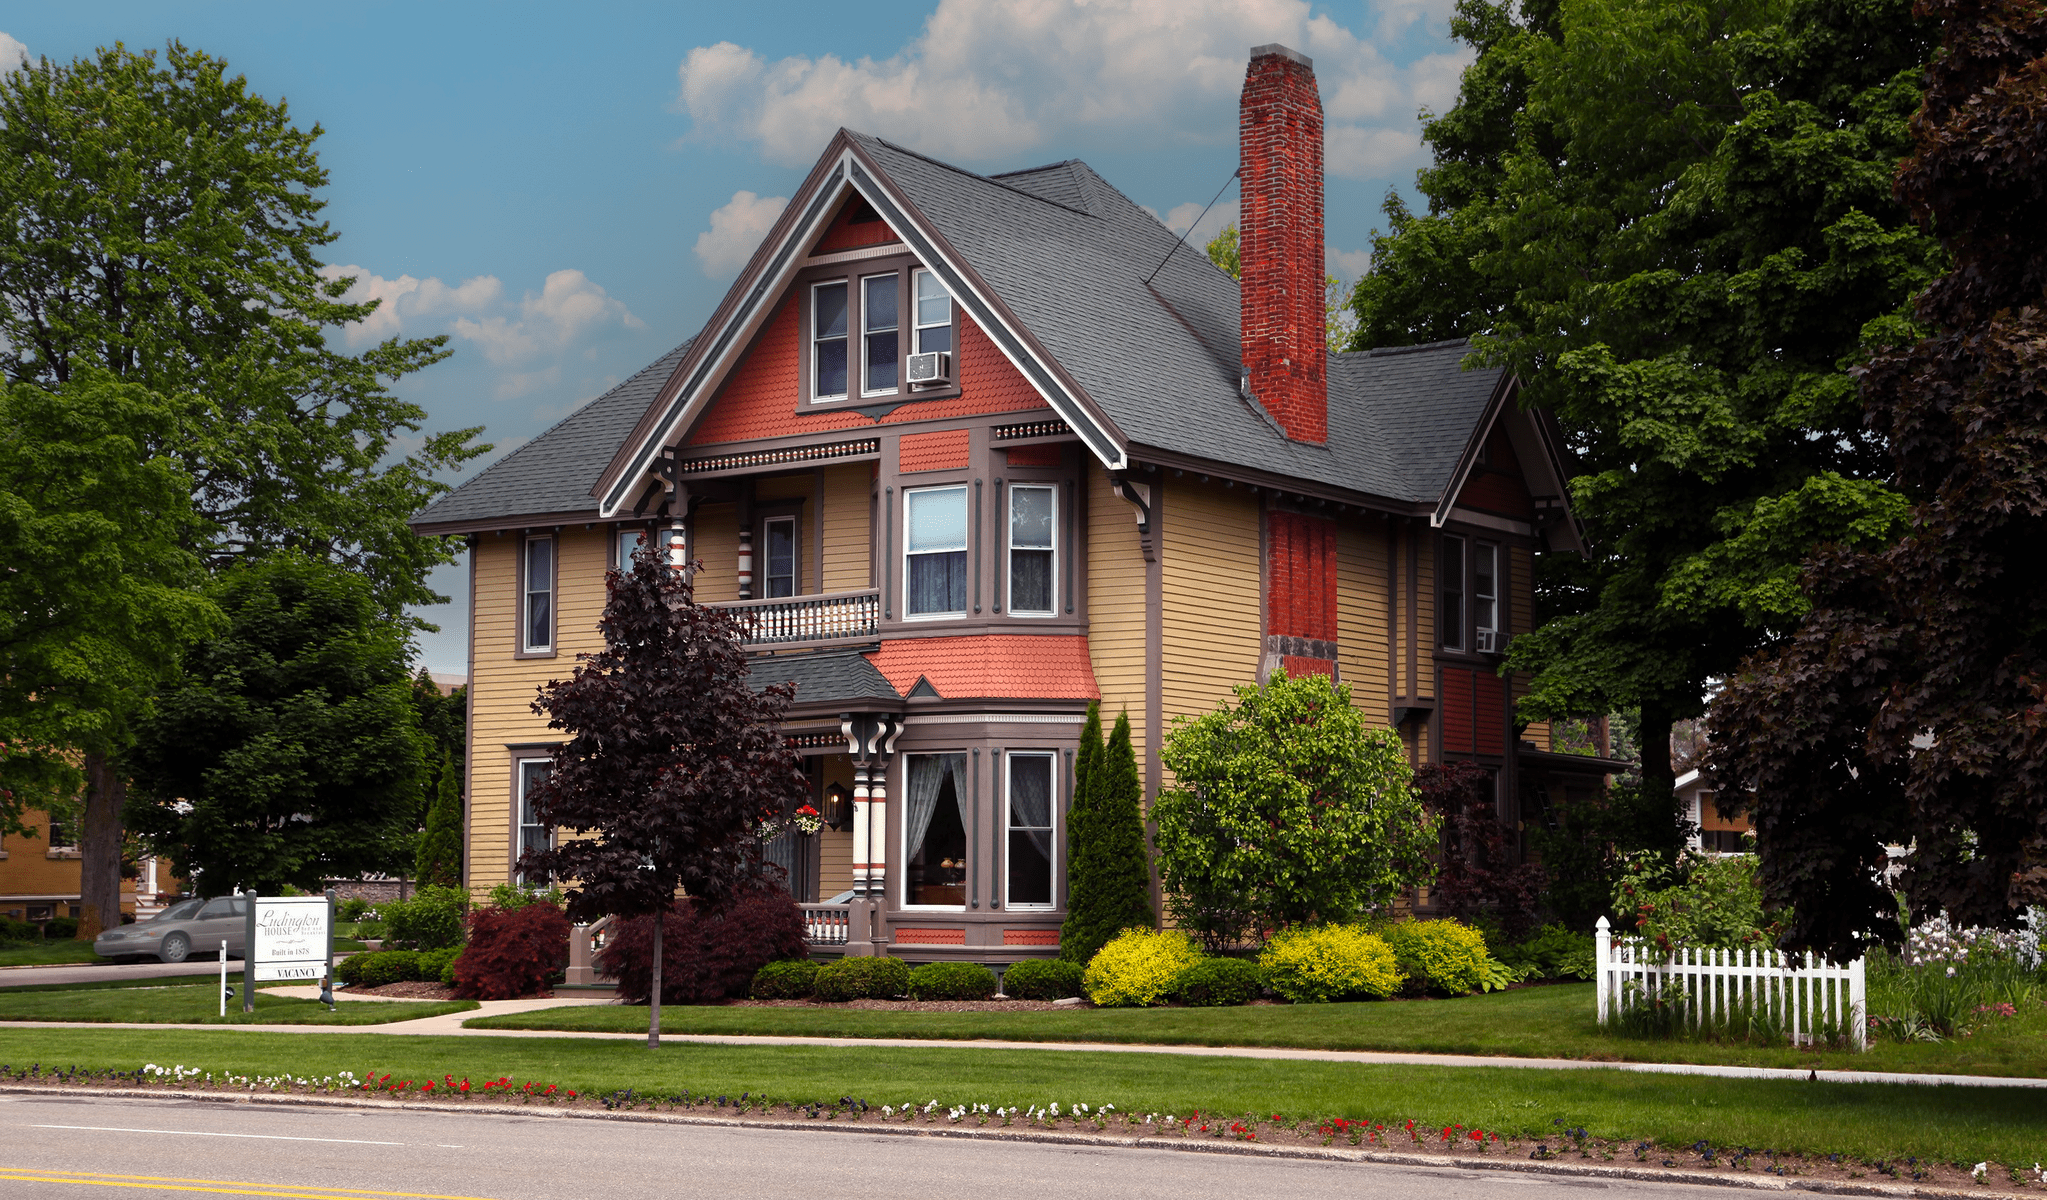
[813,282,849,400]
[862,273,899,395]
[914,269,952,355]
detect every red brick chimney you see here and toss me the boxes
[1239,43,1326,445]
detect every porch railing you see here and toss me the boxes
[801,903,853,946]
[713,589,881,647]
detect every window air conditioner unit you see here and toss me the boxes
[1475,630,1498,654]
[907,351,953,386]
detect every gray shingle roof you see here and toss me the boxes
[412,338,696,530]
[747,649,900,706]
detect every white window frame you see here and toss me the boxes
[516,757,555,887]
[859,272,900,398]
[522,535,554,654]
[913,268,953,357]
[903,484,969,620]
[1006,483,1057,618]
[762,515,798,598]
[811,280,850,402]
[1003,751,1057,910]
[901,752,969,912]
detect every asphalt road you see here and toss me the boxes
[0,1093,1760,1200]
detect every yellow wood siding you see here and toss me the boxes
[691,503,740,604]
[817,755,856,899]
[467,527,610,891]
[820,463,872,593]
[754,473,812,503]
[1085,461,1147,773]
[1337,520,1391,724]
[1160,483,1260,724]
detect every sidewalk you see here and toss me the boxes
[8,1002,2047,1088]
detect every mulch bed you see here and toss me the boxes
[340,982,460,1001]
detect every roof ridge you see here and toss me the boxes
[858,133,1099,219]
[988,159,1081,179]
[1360,337,1472,357]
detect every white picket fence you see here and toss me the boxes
[1593,916,1867,1050]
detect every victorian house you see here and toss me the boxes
[410,44,1616,963]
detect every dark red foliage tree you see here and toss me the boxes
[518,542,810,1046]
[451,902,572,1001]
[595,891,809,1005]
[1415,761,1546,939]
[1705,0,2047,960]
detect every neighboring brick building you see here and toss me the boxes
[411,45,1615,961]
[0,806,174,928]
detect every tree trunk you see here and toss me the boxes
[77,750,125,941]
[647,907,663,1050]
[1637,701,1678,816]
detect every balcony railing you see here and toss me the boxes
[801,903,853,946]
[714,589,881,648]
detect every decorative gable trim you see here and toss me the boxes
[1429,373,1586,556]
[596,135,1128,519]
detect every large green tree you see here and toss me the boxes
[1706,0,2047,959]
[0,42,484,928]
[124,553,428,895]
[1350,0,1941,808]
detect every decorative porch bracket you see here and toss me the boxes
[840,711,905,956]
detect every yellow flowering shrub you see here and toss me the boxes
[1082,929,1203,1007]
[1379,918,1491,996]
[1258,924,1403,1002]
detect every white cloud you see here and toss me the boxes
[695,190,788,278]
[1328,245,1374,282]
[674,0,1468,180]
[320,265,643,398]
[0,33,26,72]
[1162,197,1240,248]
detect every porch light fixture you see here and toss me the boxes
[822,782,851,832]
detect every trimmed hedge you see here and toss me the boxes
[597,892,810,1005]
[339,950,422,988]
[813,954,910,1001]
[907,961,997,1001]
[1083,929,1202,1008]
[452,901,570,1000]
[1000,958,1083,1000]
[1380,918,1490,996]
[1171,957,1264,1006]
[43,916,79,940]
[381,886,467,951]
[750,959,820,999]
[1260,925,1403,1002]
[0,916,39,943]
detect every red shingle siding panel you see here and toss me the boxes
[1440,666,1507,757]
[1239,49,1326,445]
[1441,667,1475,756]
[1458,470,1535,518]
[1002,929,1059,946]
[895,928,966,945]
[1475,670,1506,755]
[868,635,1100,701]
[1266,510,1337,642]
[1004,444,1063,467]
[815,201,902,254]
[900,429,970,473]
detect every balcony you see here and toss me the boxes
[715,589,881,649]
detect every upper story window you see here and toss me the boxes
[1472,542,1498,652]
[1439,534,1501,654]
[763,516,797,598]
[522,536,554,653]
[862,273,899,395]
[914,269,952,355]
[813,282,849,400]
[905,485,968,617]
[1008,484,1056,616]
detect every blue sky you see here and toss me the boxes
[1,1,1469,676]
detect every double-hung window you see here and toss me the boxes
[1006,752,1055,907]
[913,269,952,355]
[1008,484,1056,616]
[522,536,554,653]
[517,758,554,886]
[905,486,968,617]
[763,516,797,598]
[1472,542,1498,652]
[862,273,899,395]
[1439,534,1465,652]
[1439,536,1502,654]
[813,282,849,400]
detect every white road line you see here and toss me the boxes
[29,1124,405,1146]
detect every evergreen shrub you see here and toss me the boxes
[0,916,38,943]
[452,901,571,1000]
[597,892,810,1005]
[750,959,819,999]
[382,886,468,951]
[1000,958,1083,1000]
[43,916,79,939]
[1259,925,1403,1002]
[347,950,421,988]
[1171,956,1265,1006]
[812,955,910,1001]
[1380,919,1491,996]
[907,961,997,1001]
[417,946,462,987]
[1082,929,1201,1007]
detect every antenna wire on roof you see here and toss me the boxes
[1144,168,1240,286]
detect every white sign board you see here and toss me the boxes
[251,896,330,982]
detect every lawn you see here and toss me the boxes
[2,1026,2044,1165]
[469,983,2047,1078]
[0,941,108,968]
[0,981,474,1026]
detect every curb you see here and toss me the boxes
[0,1084,2013,1200]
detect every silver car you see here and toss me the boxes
[92,895,248,963]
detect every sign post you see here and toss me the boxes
[242,890,256,1014]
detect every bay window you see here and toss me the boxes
[1006,752,1055,908]
[813,281,849,399]
[862,273,899,395]
[903,753,968,908]
[905,485,968,617]
[1008,484,1056,616]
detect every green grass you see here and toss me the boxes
[0,973,238,995]
[470,983,2047,1079]
[0,941,109,967]
[0,982,474,1025]
[1,1027,2043,1164]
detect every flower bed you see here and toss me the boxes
[3,1059,2040,1191]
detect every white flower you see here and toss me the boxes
[1972,1163,1989,1182]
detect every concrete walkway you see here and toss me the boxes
[6,1001,2046,1089]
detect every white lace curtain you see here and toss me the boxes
[905,753,967,860]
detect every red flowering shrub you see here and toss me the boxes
[597,890,807,1004]
[452,901,572,1000]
